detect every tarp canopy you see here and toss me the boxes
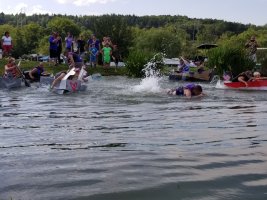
[197,44,218,49]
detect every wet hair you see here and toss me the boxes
[191,85,202,96]
[245,70,253,78]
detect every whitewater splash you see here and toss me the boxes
[131,55,164,94]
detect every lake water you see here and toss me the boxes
[1,75,267,200]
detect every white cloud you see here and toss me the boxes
[56,0,117,6]
[0,2,50,15]
[0,2,27,14]
[57,0,70,4]
[14,3,28,14]
[16,3,51,15]
[29,5,52,15]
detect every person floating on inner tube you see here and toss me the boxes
[167,83,204,98]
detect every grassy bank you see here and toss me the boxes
[0,59,128,76]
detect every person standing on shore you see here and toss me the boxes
[87,34,101,65]
[112,44,121,68]
[77,35,86,57]
[89,44,98,67]
[49,32,59,66]
[1,31,13,57]
[101,43,112,67]
[56,32,62,65]
[245,36,259,62]
[65,32,73,52]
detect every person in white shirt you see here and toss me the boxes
[1,31,13,57]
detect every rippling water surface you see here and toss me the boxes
[1,76,267,200]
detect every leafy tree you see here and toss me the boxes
[47,17,81,38]
[196,24,219,44]
[12,28,26,58]
[21,23,44,54]
[79,30,93,42]
[91,14,132,57]
[133,27,182,58]
[37,35,49,55]
[0,24,16,38]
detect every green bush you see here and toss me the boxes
[207,45,255,77]
[125,50,152,77]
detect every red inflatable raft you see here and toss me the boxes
[216,80,267,90]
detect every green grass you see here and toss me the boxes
[0,58,128,76]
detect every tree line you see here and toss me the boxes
[0,13,266,61]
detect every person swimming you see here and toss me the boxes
[167,83,203,98]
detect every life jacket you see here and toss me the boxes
[35,66,44,76]
[31,66,44,80]
[182,64,190,72]
[175,86,184,95]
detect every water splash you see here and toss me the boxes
[215,80,227,89]
[131,54,164,94]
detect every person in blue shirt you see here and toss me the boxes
[87,34,101,65]
[89,44,98,67]
[87,34,101,51]
[65,32,73,52]
[49,32,59,64]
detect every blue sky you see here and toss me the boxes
[0,0,266,26]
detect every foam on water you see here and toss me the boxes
[131,57,163,94]
[132,76,163,93]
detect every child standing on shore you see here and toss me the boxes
[89,44,98,67]
[101,43,112,67]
